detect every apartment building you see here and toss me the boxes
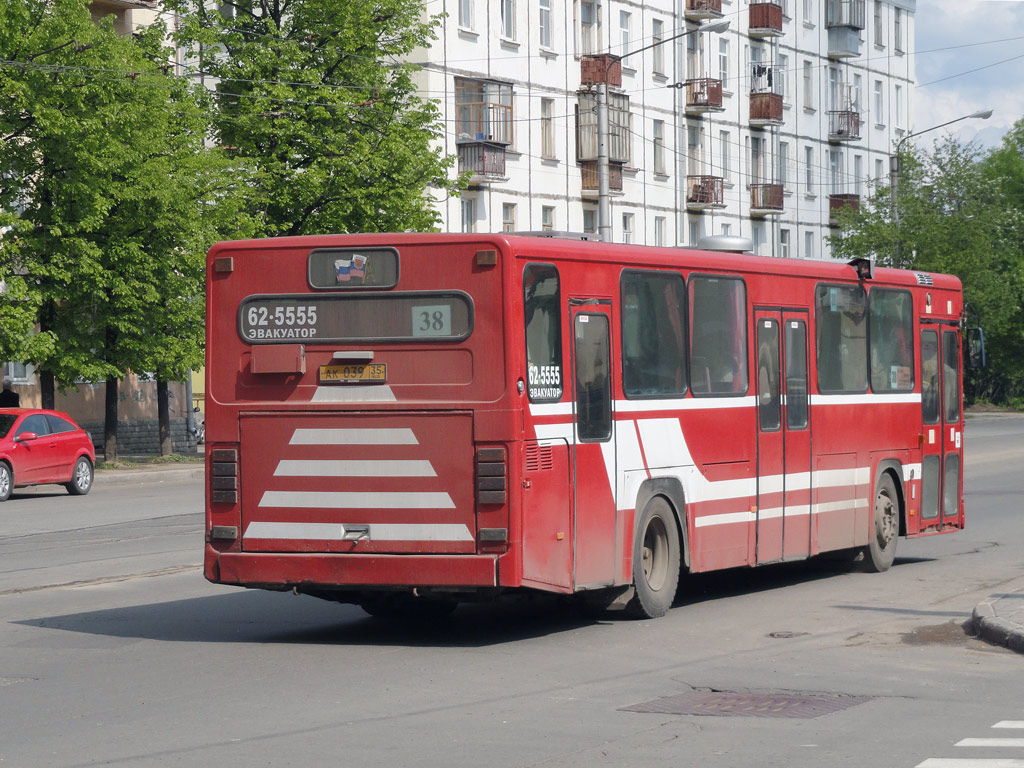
[414,0,914,258]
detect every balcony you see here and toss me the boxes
[750,92,783,126]
[686,175,726,210]
[458,142,508,184]
[684,0,723,21]
[750,183,784,215]
[580,54,622,87]
[684,78,725,114]
[749,0,784,37]
[828,110,861,141]
[828,193,860,225]
[580,161,624,195]
[827,0,865,58]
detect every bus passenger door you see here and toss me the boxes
[755,309,812,564]
[920,323,963,530]
[569,300,617,588]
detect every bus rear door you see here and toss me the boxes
[920,321,963,529]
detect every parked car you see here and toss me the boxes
[0,409,95,501]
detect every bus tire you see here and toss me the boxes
[626,497,681,619]
[863,473,899,573]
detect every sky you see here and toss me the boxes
[912,0,1024,149]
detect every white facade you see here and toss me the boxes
[414,0,914,259]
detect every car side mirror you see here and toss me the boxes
[15,432,38,443]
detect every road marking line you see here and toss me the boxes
[918,760,1024,768]
[994,723,1024,730]
[957,739,1024,748]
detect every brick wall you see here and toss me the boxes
[81,418,198,457]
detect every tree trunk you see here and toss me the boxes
[157,379,171,456]
[40,370,55,410]
[104,376,119,463]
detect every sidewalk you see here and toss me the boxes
[95,461,204,488]
[973,587,1024,653]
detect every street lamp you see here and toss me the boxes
[889,109,993,228]
[596,19,731,242]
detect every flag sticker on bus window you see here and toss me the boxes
[335,254,367,283]
[308,247,398,290]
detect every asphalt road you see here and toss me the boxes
[1,417,1022,768]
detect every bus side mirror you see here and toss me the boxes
[966,327,986,369]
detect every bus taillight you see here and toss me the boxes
[210,447,239,506]
[475,446,507,505]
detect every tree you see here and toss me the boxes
[828,138,1024,404]
[1,0,254,458]
[166,0,459,237]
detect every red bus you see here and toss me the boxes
[203,233,966,619]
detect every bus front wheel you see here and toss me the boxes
[863,473,899,573]
[626,497,681,619]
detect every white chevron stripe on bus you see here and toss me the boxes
[243,522,473,542]
[259,491,455,509]
[273,459,436,477]
[289,428,418,445]
[311,385,397,403]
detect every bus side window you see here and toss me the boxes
[815,284,868,393]
[523,264,564,402]
[869,288,914,392]
[921,329,939,424]
[620,271,687,398]
[689,276,748,395]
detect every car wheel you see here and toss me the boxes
[66,457,94,496]
[0,462,11,502]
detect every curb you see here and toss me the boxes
[972,592,1024,653]
[94,467,205,488]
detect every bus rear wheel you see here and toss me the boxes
[626,497,681,619]
[863,473,899,572]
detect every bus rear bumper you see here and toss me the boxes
[209,549,498,589]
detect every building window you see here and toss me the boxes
[748,135,766,185]
[687,125,701,176]
[619,11,631,66]
[583,208,596,233]
[721,223,731,236]
[854,154,864,197]
[802,0,813,25]
[874,0,883,47]
[652,19,665,75]
[875,158,884,187]
[458,0,474,30]
[539,0,552,48]
[752,222,766,255]
[3,362,29,384]
[542,205,555,231]
[873,79,884,125]
[654,216,666,246]
[689,220,700,246]
[895,84,903,129]
[804,145,814,190]
[579,0,597,55]
[778,54,788,102]
[719,130,730,180]
[502,203,517,232]
[622,212,633,244]
[500,0,516,40]
[779,141,790,187]
[780,228,791,259]
[853,73,863,112]
[829,149,842,195]
[456,78,514,144]
[894,8,903,53]
[804,230,815,259]
[462,198,477,233]
[653,120,666,175]
[576,92,631,164]
[828,66,840,111]
[719,38,729,87]
[541,98,555,158]
[802,60,814,110]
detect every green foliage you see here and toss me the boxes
[828,137,1024,404]
[0,0,254,387]
[167,0,459,237]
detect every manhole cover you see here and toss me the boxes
[621,691,871,719]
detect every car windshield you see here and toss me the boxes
[0,414,17,439]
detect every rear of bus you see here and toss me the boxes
[203,234,516,610]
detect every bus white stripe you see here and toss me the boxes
[259,491,455,509]
[243,522,473,542]
[311,385,397,403]
[289,428,418,445]
[813,393,921,406]
[273,459,436,477]
[695,499,866,528]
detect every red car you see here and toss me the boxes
[0,409,95,501]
